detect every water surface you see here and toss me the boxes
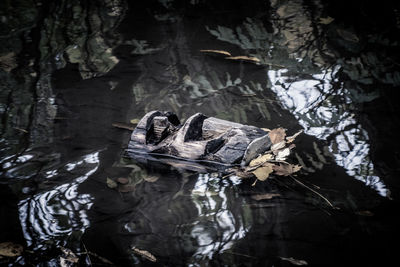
[1,0,400,266]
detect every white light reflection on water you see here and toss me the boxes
[190,173,248,261]
[18,151,99,248]
[268,67,388,196]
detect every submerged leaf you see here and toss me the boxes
[273,164,302,176]
[251,193,280,201]
[0,242,23,257]
[355,210,374,216]
[106,177,118,189]
[279,256,308,266]
[143,175,159,183]
[132,247,157,262]
[249,154,273,167]
[269,128,286,144]
[118,184,135,192]
[252,164,274,181]
[117,177,129,184]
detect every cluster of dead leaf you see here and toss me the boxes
[229,127,303,185]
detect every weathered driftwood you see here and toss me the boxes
[128,111,271,165]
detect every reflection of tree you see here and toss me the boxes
[0,0,125,180]
[201,1,390,196]
[18,152,98,249]
[89,160,253,265]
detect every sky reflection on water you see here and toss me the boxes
[268,67,387,196]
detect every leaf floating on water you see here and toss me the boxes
[286,129,303,143]
[319,16,334,24]
[130,118,140,124]
[112,122,134,131]
[252,164,274,181]
[261,128,271,132]
[249,154,273,167]
[271,141,286,153]
[273,164,302,176]
[269,127,286,144]
[251,193,281,201]
[106,177,118,189]
[276,148,291,161]
[0,242,23,257]
[279,256,308,266]
[225,56,261,63]
[132,247,157,262]
[200,49,232,57]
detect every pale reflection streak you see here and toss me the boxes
[268,68,388,196]
[190,174,248,260]
[18,152,98,248]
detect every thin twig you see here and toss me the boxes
[82,242,92,266]
[289,175,335,208]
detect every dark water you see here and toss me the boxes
[1,0,400,266]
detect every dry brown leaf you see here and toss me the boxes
[0,242,23,257]
[251,193,281,201]
[225,56,260,63]
[276,148,291,161]
[269,128,286,144]
[279,256,308,266]
[200,49,232,56]
[252,164,274,181]
[132,247,157,262]
[249,154,273,167]
[271,141,286,153]
[273,164,302,176]
[286,129,303,143]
